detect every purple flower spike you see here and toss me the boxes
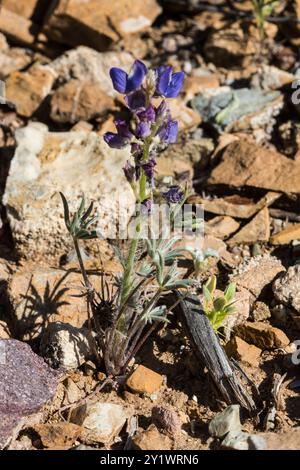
[163,186,184,204]
[110,60,147,94]
[156,66,185,98]
[104,119,133,149]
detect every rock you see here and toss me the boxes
[234,322,289,350]
[168,100,201,131]
[0,339,61,449]
[192,87,282,138]
[1,0,42,19]
[270,223,300,245]
[273,264,300,313]
[209,405,242,438]
[40,322,94,370]
[183,73,220,102]
[6,66,57,117]
[0,32,8,50]
[222,431,250,450]
[151,406,181,435]
[0,47,33,79]
[0,321,10,339]
[189,192,279,220]
[160,0,203,13]
[251,301,271,322]
[223,289,251,335]
[50,79,114,124]
[126,365,163,395]
[7,267,106,340]
[230,254,285,302]
[228,208,270,245]
[208,138,300,195]
[206,216,240,239]
[49,48,133,98]
[63,378,82,405]
[225,336,261,368]
[0,7,37,45]
[32,423,82,449]
[251,65,295,91]
[204,27,255,67]
[133,424,172,450]
[248,428,300,450]
[70,402,127,444]
[3,122,134,260]
[43,0,162,51]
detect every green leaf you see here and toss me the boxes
[203,284,212,303]
[81,201,94,224]
[59,192,70,229]
[205,275,217,294]
[213,296,227,312]
[224,283,236,302]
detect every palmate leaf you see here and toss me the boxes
[60,192,98,240]
[142,305,169,324]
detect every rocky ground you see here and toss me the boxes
[1,0,300,452]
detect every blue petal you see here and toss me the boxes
[157,66,172,96]
[164,71,185,98]
[104,132,129,149]
[126,60,147,93]
[110,67,127,93]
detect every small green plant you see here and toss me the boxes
[203,275,236,333]
[251,0,278,40]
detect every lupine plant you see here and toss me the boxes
[61,60,217,377]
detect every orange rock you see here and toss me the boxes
[6,66,56,117]
[225,336,261,367]
[133,424,172,450]
[234,321,289,350]
[126,365,163,395]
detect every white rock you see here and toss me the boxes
[40,322,94,369]
[70,402,128,444]
[221,431,250,450]
[49,47,133,98]
[209,405,242,438]
[3,121,135,259]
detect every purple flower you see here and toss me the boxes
[137,106,156,123]
[136,121,151,138]
[142,157,156,186]
[156,66,185,98]
[158,119,178,144]
[163,186,184,204]
[156,100,169,121]
[125,90,146,111]
[141,198,153,214]
[110,60,147,94]
[104,119,133,149]
[135,106,156,138]
[123,160,136,183]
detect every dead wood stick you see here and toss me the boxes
[175,291,257,413]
